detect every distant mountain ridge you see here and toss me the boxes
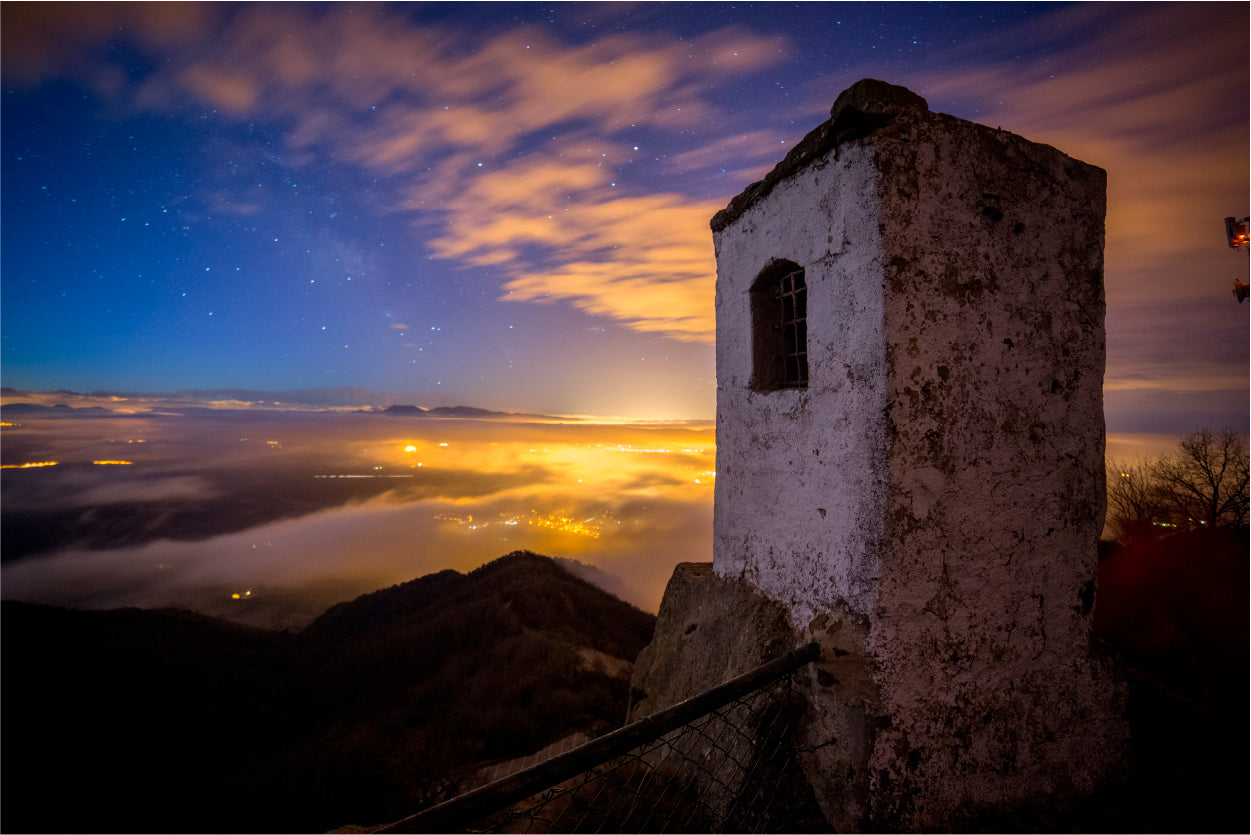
[1,551,656,834]
[377,403,505,418]
[0,386,555,419]
[0,401,117,415]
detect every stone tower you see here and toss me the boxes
[630,79,1127,831]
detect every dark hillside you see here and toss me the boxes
[274,552,657,829]
[2,602,299,833]
[1,552,655,833]
[302,567,468,642]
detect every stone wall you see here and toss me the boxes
[865,94,1124,829]
[637,79,1129,830]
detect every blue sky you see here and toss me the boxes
[3,2,1247,427]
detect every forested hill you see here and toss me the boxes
[1,551,656,834]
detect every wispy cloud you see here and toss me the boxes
[0,2,208,87]
[431,143,722,339]
[6,4,782,343]
[915,5,1247,290]
[897,3,1248,432]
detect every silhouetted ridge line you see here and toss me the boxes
[2,551,656,834]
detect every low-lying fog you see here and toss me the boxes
[1,399,1183,630]
[2,407,714,629]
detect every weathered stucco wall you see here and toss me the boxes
[712,141,887,624]
[864,98,1124,830]
[701,78,1127,830]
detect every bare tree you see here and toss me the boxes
[1105,458,1170,542]
[1151,428,1249,531]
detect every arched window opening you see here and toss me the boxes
[750,260,808,392]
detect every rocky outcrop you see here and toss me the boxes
[627,562,795,721]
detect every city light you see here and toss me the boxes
[436,510,610,539]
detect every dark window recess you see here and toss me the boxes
[778,268,808,388]
[750,261,809,391]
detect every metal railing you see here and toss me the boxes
[379,642,822,834]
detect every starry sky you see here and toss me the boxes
[2,2,1247,426]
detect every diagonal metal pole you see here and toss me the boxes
[378,641,819,834]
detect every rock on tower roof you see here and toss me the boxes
[711,79,929,233]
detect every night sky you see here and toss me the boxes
[3,2,1247,427]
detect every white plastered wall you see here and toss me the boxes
[713,143,888,625]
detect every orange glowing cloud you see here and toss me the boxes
[178,66,258,115]
[80,7,783,343]
[426,143,722,341]
[2,5,781,343]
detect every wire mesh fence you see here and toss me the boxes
[380,642,824,834]
[470,670,818,833]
